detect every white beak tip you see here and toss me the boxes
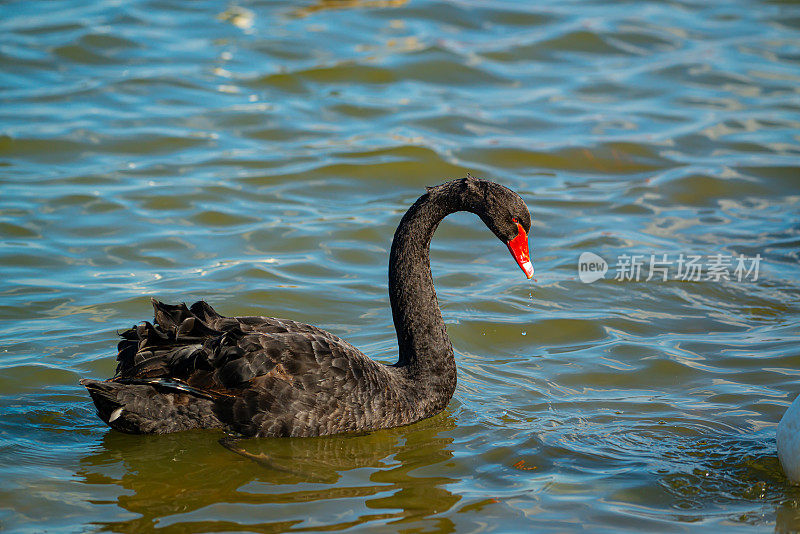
[522,261,534,279]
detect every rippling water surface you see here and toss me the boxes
[2,0,800,531]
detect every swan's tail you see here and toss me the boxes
[80,379,129,430]
[80,378,222,434]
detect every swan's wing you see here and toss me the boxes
[209,326,396,436]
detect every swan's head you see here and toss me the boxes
[480,182,533,279]
[455,176,534,279]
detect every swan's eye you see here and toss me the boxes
[512,217,518,223]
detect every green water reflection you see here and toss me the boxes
[78,415,460,532]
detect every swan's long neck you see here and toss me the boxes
[388,189,461,377]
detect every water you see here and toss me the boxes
[1,0,799,531]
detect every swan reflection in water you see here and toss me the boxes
[76,412,463,531]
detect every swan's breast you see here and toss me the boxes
[778,394,800,483]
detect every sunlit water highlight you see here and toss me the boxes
[1,0,799,531]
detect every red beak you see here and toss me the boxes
[507,222,534,279]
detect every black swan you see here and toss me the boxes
[81,177,533,437]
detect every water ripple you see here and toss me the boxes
[1,0,799,531]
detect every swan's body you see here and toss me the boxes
[778,395,800,482]
[82,177,533,437]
